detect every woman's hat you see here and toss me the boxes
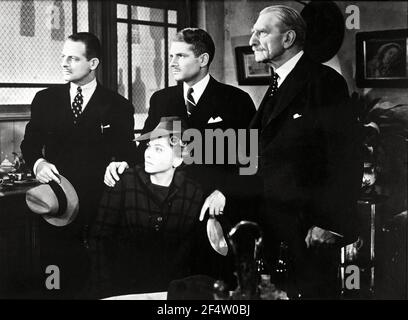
[25,174,79,227]
[136,116,187,141]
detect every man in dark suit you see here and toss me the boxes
[249,6,361,298]
[20,32,135,298]
[105,28,256,223]
[104,28,256,285]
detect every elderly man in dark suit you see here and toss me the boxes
[20,32,135,298]
[249,5,361,298]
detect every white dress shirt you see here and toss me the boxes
[183,73,210,105]
[274,50,304,87]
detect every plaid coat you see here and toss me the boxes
[88,165,226,297]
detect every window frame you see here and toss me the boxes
[99,0,192,132]
[0,0,82,121]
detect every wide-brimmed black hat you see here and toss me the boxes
[301,1,345,63]
[25,174,79,227]
[136,116,188,141]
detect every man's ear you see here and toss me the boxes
[172,156,183,169]
[89,57,100,71]
[199,53,210,68]
[283,30,296,49]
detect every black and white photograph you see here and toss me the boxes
[0,0,407,306]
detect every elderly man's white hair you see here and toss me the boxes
[259,5,307,47]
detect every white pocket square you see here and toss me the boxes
[293,113,302,119]
[208,116,223,123]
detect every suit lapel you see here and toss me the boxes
[262,55,311,131]
[174,84,188,117]
[249,85,274,129]
[78,82,110,123]
[189,76,219,128]
[60,83,74,124]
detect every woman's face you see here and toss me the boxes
[382,47,400,65]
[144,137,182,174]
[144,137,174,174]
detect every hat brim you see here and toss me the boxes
[26,175,79,227]
[135,128,182,142]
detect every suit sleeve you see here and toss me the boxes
[220,90,258,202]
[20,92,47,170]
[134,91,160,164]
[310,71,361,241]
[236,91,257,129]
[109,96,136,166]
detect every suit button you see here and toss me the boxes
[157,216,163,222]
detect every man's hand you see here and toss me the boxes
[199,190,226,221]
[104,161,129,187]
[305,226,338,248]
[35,161,60,184]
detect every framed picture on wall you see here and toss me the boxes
[356,29,408,88]
[235,46,271,85]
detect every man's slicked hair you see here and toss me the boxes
[260,5,307,47]
[67,32,102,60]
[172,28,215,67]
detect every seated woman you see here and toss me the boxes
[88,116,227,298]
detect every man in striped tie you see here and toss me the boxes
[105,28,256,223]
[104,28,257,285]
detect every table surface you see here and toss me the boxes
[103,292,168,300]
[0,182,39,198]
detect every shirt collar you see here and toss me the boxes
[70,78,97,93]
[183,73,210,103]
[274,50,304,86]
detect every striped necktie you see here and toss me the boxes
[186,87,196,116]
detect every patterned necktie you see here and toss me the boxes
[186,87,196,115]
[269,72,279,97]
[72,86,83,122]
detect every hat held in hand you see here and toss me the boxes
[26,174,79,227]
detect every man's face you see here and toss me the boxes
[169,41,203,84]
[249,12,286,64]
[144,137,180,175]
[60,39,96,85]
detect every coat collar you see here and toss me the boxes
[250,54,313,131]
[135,165,186,203]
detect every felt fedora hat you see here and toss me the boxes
[136,116,188,141]
[25,174,79,227]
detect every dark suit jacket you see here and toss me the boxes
[21,82,135,225]
[138,76,256,202]
[250,54,361,243]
